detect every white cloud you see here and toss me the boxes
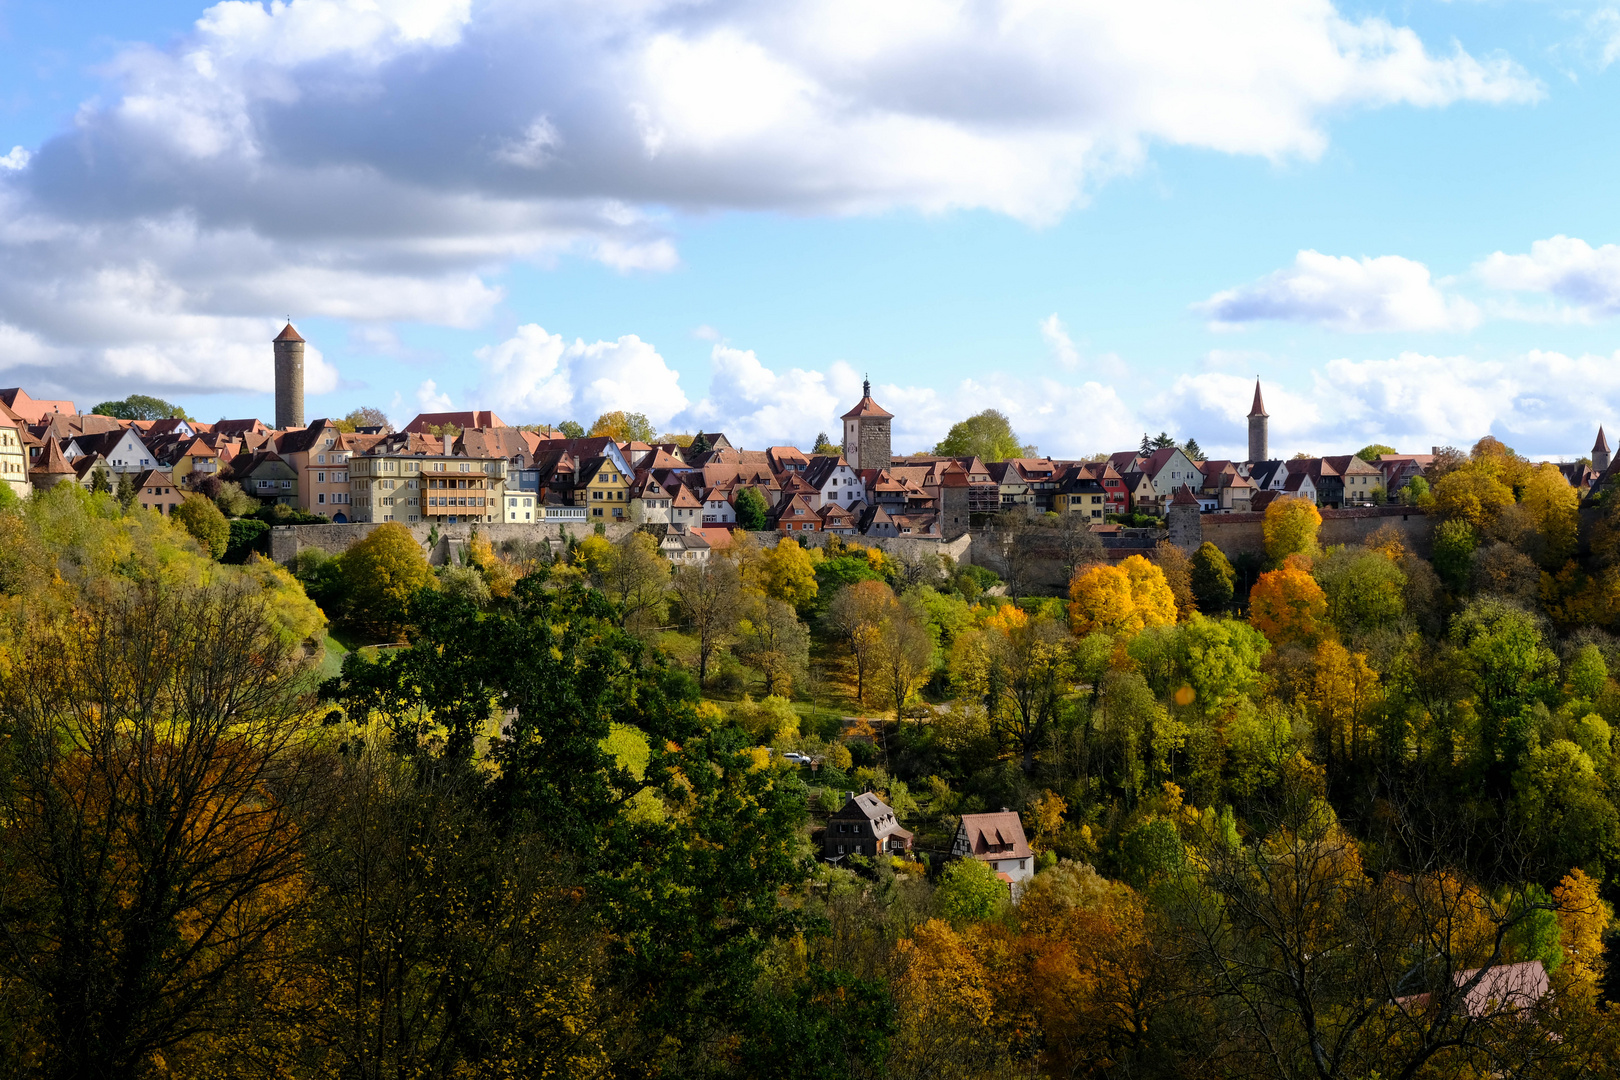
[1154,350,1620,460]
[1474,235,1620,320]
[0,0,1539,397]
[416,378,453,411]
[476,323,689,427]
[677,346,854,448]
[1195,250,1481,332]
[1040,314,1081,369]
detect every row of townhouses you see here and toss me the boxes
[4,328,1615,544]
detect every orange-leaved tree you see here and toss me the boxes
[1069,554,1177,637]
[1248,559,1330,646]
[1263,495,1322,567]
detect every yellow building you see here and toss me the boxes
[0,401,29,499]
[580,456,631,521]
[350,432,507,524]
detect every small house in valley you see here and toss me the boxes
[824,791,913,862]
[953,810,1034,891]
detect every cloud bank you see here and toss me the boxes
[0,0,1537,398]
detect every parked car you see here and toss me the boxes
[782,751,812,765]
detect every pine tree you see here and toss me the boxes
[690,433,711,455]
[1183,437,1207,462]
[1139,433,1153,455]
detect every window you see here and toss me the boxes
[317,454,325,464]
[318,494,326,504]
[317,472,325,482]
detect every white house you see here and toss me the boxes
[952,810,1035,894]
[802,454,864,510]
[62,428,157,474]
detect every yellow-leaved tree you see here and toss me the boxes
[1263,495,1322,567]
[1553,868,1611,996]
[1520,462,1580,568]
[338,521,436,640]
[1248,560,1330,647]
[1068,554,1177,637]
[761,537,819,608]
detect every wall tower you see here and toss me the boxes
[842,377,892,471]
[1247,379,1268,464]
[1595,426,1611,474]
[274,322,305,431]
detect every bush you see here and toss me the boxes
[212,481,258,518]
[289,547,348,617]
[936,857,1006,923]
[170,496,229,559]
[340,522,436,640]
[223,518,270,564]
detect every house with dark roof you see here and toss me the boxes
[62,428,158,474]
[953,810,1034,891]
[228,451,300,507]
[824,791,913,862]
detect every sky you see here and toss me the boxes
[2,0,1620,462]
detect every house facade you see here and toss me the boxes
[0,401,28,499]
[824,791,913,861]
[953,810,1034,891]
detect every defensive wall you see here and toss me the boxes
[963,503,1435,596]
[269,520,637,566]
[268,504,1428,582]
[269,519,970,568]
[1198,504,1434,558]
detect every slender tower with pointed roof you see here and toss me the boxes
[1595,426,1611,474]
[842,376,893,471]
[1247,379,1269,465]
[274,322,305,431]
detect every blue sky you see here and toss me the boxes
[2,0,1620,461]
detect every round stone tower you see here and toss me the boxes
[1247,379,1269,464]
[274,322,305,431]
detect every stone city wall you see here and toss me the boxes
[269,520,637,565]
[1199,504,1434,558]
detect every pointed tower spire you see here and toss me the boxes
[1247,379,1269,464]
[1595,425,1612,474]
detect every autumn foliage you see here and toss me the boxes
[1068,554,1177,636]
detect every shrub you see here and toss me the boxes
[170,496,229,559]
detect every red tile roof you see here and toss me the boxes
[274,322,305,342]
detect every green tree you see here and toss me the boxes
[671,557,746,685]
[1190,542,1236,613]
[1568,645,1608,701]
[1312,546,1407,637]
[0,577,317,1080]
[331,406,391,432]
[735,486,769,530]
[1354,443,1396,462]
[224,517,270,563]
[339,521,436,639]
[598,531,670,632]
[936,858,1006,923]
[932,409,1025,463]
[91,394,190,421]
[1151,432,1177,449]
[1450,597,1559,771]
[1431,518,1477,592]
[90,468,112,495]
[1182,437,1207,462]
[588,410,657,443]
[559,419,585,439]
[171,495,230,559]
[114,470,137,511]
[812,432,838,455]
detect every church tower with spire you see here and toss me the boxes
[1247,380,1269,464]
[842,377,892,471]
[1595,426,1611,474]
